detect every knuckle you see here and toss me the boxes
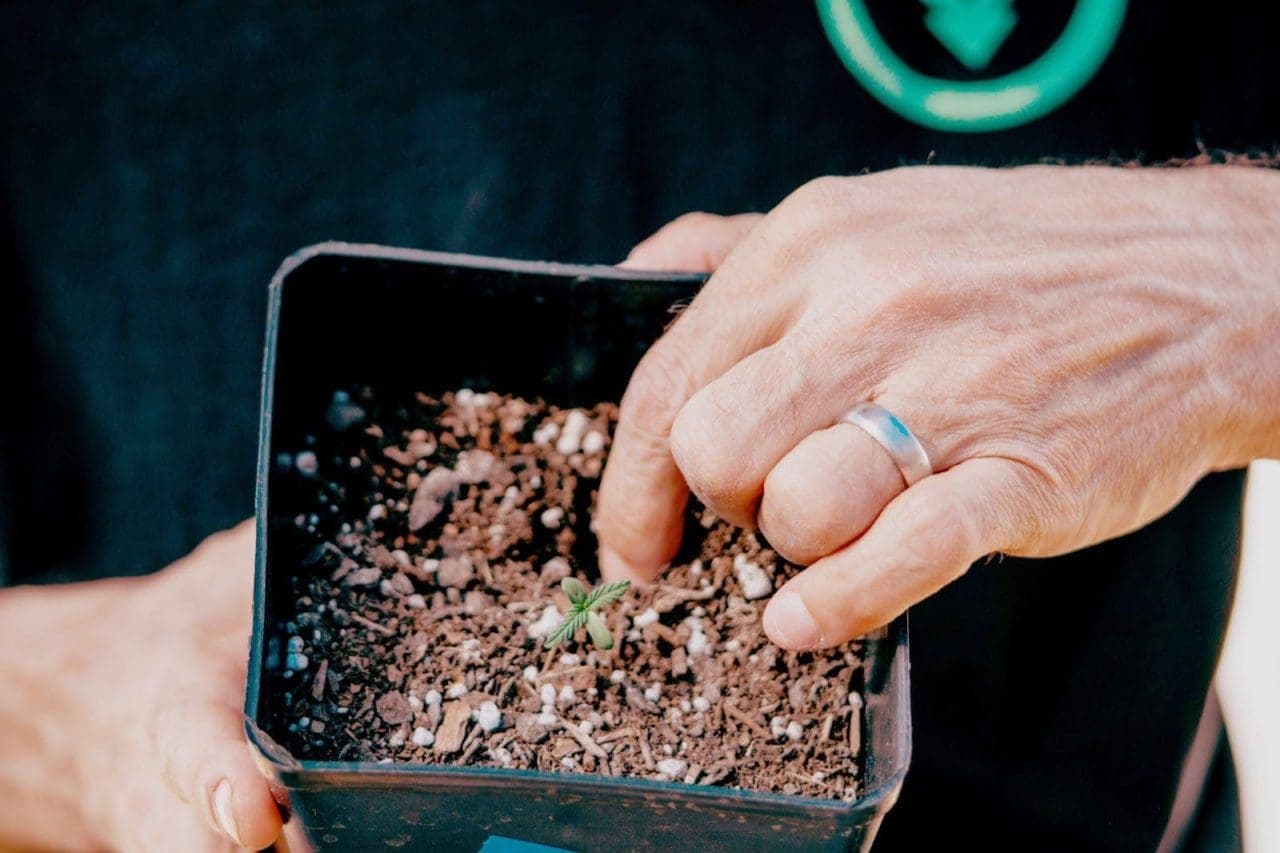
[669,395,742,508]
[619,341,698,435]
[787,175,851,210]
[667,210,721,232]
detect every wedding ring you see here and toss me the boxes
[839,402,933,487]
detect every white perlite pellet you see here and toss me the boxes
[522,665,540,684]
[558,685,576,707]
[633,608,660,628]
[424,689,442,706]
[609,670,626,684]
[538,708,558,726]
[527,605,562,639]
[656,758,688,778]
[476,702,503,733]
[446,682,468,699]
[295,450,318,476]
[412,727,435,747]
[388,730,406,748]
[581,430,605,454]
[539,506,565,529]
[770,716,788,738]
[532,420,560,447]
[693,696,711,713]
[644,684,661,702]
[684,619,712,657]
[540,684,557,706]
[733,554,773,600]
[406,593,426,609]
[786,721,804,742]
[556,410,591,455]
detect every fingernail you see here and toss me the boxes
[764,589,823,650]
[212,779,244,846]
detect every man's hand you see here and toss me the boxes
[0,522,282,851]
[597,166,1280,650]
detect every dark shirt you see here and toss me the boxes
[0,2,1266,849]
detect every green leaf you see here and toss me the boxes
[583,580,631,612]
[544,608,589,649]
[561,576,588,606]
[585,611,614,650]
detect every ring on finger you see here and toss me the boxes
[838,402,933,487]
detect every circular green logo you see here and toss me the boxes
[816,0,1128,133]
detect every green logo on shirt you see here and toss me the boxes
[816,0,1127,133]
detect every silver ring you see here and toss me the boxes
[839,402,933,487]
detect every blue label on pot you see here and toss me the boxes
[479,836,573,853]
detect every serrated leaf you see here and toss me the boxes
[585,611,614,650]
[583,579,631,611]
[544,608,589,649]
[561,576,587,606]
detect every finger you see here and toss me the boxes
[762,457,1043,649]
[155,698,283,850]
[667,319,902,529]
[757,418,907,565]
[168,521,257,614]
[597,217,795,584]
[619,212,763,272]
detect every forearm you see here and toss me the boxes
[0,580,135,851]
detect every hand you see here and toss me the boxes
[0,521,282,851]
[597,166,1280,649]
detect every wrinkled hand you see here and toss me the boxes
[6,522,282,850]
[597,166,1280,649]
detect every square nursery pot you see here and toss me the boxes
[245,243,911,852]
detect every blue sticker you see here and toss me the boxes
[479,836,574,853]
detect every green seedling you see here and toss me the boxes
[544,577,631,650]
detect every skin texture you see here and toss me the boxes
[597,165,1280,650]
[2,164,1278,849]
[0,522,281,851]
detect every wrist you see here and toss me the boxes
[1193,166,1280,467]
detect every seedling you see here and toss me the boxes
[544,577,631,650]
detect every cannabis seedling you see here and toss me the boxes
[544,577,631,650]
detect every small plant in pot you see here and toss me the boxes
[246,245,909,853]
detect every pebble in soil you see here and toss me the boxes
[266,388,867,801]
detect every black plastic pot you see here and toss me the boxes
[245,244,911,852]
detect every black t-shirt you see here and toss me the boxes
[0,2,1266,849]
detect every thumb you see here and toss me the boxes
[619,211,763,272]
[156,698,283,849]
[763,457,1046,649]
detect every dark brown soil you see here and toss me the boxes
[267,388,865,800]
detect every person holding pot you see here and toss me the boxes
[0,2,1276,850]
